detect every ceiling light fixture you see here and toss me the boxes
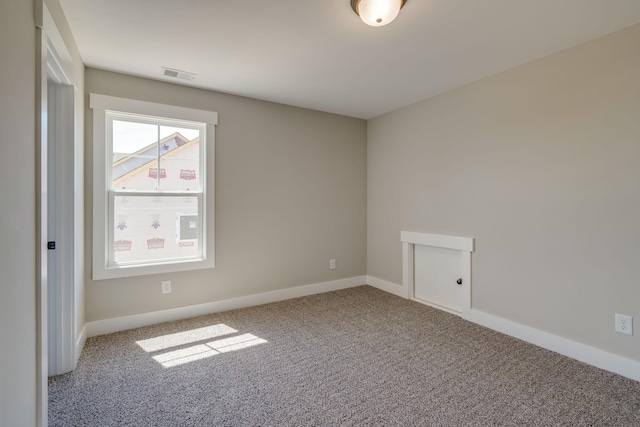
[351,0,407,27]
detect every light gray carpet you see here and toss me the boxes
[49,286,640,426]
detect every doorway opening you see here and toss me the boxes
[36,2,84,424]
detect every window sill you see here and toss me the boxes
[93,256,215,280]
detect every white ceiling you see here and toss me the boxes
[59,0,640,119]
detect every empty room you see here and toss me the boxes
[1,0,639,425]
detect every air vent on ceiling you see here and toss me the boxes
[161,67,196,81]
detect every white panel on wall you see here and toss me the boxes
[414,244,464,313]
[402,231,474,318]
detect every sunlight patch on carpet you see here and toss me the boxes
[151,333,268,368]
[136,324,238,352]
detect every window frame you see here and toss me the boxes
[90,93,217,280]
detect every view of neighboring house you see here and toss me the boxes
[112,132,201,264]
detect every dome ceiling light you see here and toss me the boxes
[351,0,407,27]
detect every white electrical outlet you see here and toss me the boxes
[615,314,633,336]
[329,259,336,270]
[162,280,172,294]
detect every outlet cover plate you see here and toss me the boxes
[162,280,172,294]
[615,313,633,336]
[329,259,336,270]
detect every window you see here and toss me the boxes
[91,94,217,279]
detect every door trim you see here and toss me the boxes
[35,24,49,427]
[36,1,80,424]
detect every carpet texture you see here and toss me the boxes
[49,286,640,426]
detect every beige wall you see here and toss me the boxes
[367,24,640,361]
[85,69,367,322]
[0,0,37,424]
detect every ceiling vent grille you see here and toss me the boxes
[161,67,196,81]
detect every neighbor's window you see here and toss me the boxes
[91,94,217,279]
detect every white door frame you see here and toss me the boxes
[36,1,79,424]
[35,21,50,427]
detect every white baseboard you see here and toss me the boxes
[466,309,640,382]
[366,275,406,297]
[75,324,87,367]
[366,275,640,382]
[86,275,367,338]
[84,274,640,382]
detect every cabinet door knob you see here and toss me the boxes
[456,278,462,285]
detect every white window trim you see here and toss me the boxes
[90,93,218,280]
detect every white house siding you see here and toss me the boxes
[113,139,201,264]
